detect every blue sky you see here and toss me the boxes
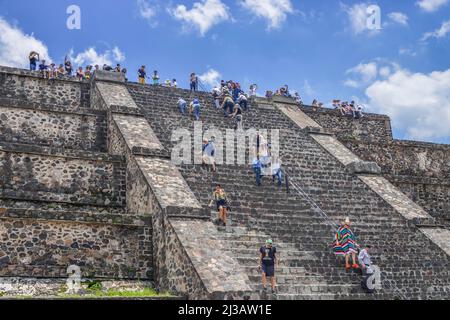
[0,0,449,143]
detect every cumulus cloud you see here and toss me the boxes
[421,20,450,41]
[416,0,450,12]
[72,46,125,67]
[169,0,231,36]
[344,62,378,88]
[137,0,159,27]
[198,68,222,88]
[240,0,294,30]
[0,17,51,68]
[342,2,382,35]
[366,68,450,141]
[387,12,409,26]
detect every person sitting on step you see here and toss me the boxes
[208,185,229,227]
[332,217,360,271]
[259,239,278,294]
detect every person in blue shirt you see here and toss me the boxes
[138,66,146,84]
[252,157,262,186]
[177,98,187,115]
[190,99,201,121]
[39,60,49,78]
[29,51,39,71]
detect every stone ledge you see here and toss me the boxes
[92,70,125,83]
[0,66,86,83]
[0,99,106,117]
[304,126,334,135]
[0,141,124,163]
[346,161,381,175]
[0,208,150,227]
[271,95,298,105]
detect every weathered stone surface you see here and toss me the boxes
[0,218,152,279]
[112,114,163,152]
[0,105,106,152]
[92,70,125,83]
[0,148,125,206]
[277,104,320,129]
[311,134,361,166]
[301,106,393,142]
[346,161,381,175]
[419,228,450,256]
[358,175,431,220]
[135,157,201,210]
[0,67,90,111]
[95,82,139,112]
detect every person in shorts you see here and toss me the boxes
[260,239,278,294]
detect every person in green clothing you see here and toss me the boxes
[208,184,229,226]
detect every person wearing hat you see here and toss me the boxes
[333,217,360,271]
[208,184,229,226]
[259,239,278,294]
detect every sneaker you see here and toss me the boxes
[262,287,267,293]
[352,263,360,269]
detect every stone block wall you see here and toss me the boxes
[0,146,126,207]
[301,106,393,142]
[0,106,107,152]
[341,139,450,220]
[0,67,90,111]
[0,217,152,279]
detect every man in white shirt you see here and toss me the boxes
[358,245,374,293]
[212,86,221,109]
[177,98,187,115]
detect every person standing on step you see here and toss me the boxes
[190,73,198,92]
[212,86,221,109]
[190,99,201,121]
[260,239,278,294]
[271,157,283,187]
[358,245,375,293]
[209,185,229,226]
[253,156,262,186]
[202,138,216,172]
[333,217,360,271]
[138,66,146,85]
[221,90,235,117]
[230,103,243,130]
[29,51,40,71]
[177,97,187,115]
[152,70,160,85]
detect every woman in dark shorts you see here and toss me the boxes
[208,185,229,226]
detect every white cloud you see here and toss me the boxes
[73,47,126,67]
[416,0,450,12]
[240,0,294,30]
[112,47,126,62]
[399,48,418,57]
[0,17,52,68]
[343,3,376,35]
[199,68,221,88]
[366,68,450,141]
[379,66,391,77]
[302,80,315,96]
[421,20,450,41]
[387,12,408,26]
[137,0,159,27]
[344,62,378,87]
[169,0,231,36]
